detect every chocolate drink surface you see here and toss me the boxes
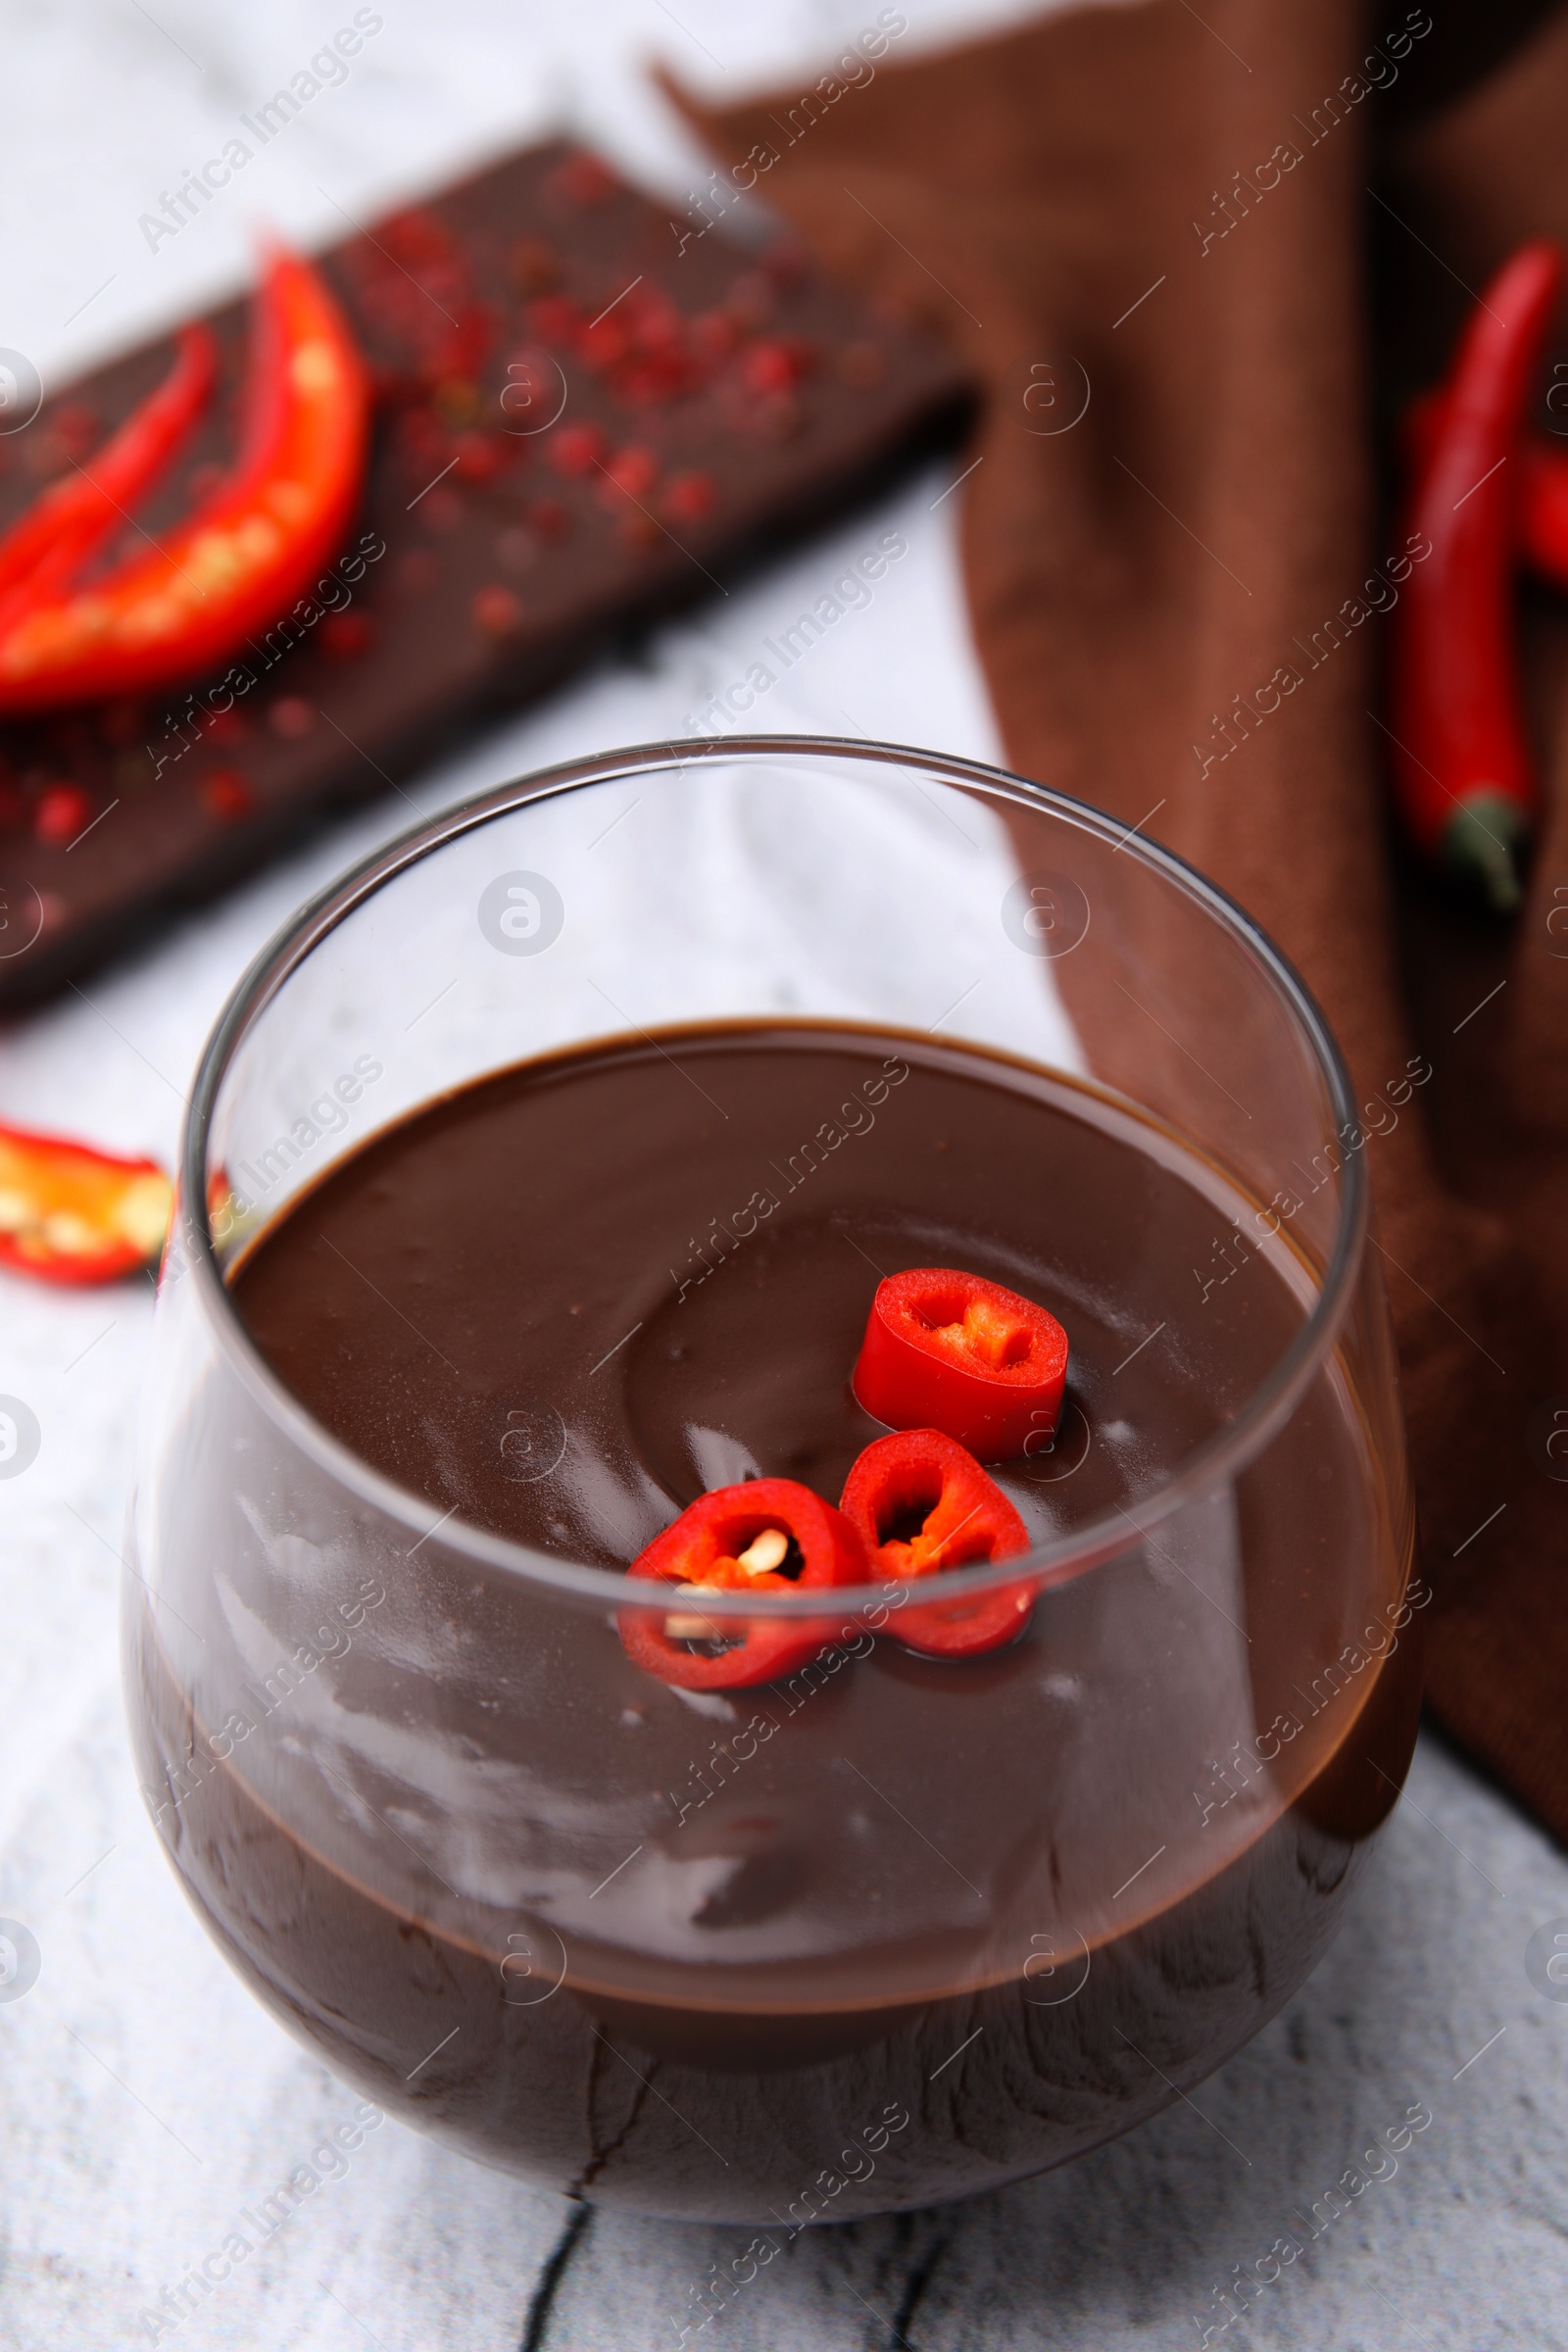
[128,1023,1419,2220]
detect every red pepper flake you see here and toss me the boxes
[841,1429,1036,1659]
[550,421,608,477]
[437,302,499,384]
[471,583,523,637]
[269,696,317,740]
[618,1477,866,1690]
[628,291,683,349]
[319,611,374,661]
[452,429,506,483]
[599,445,658,502]
[526,294,583,347]
[854,1267,1069,1463]
[33,781,92,846]
[662,469,716,525]
[618,511,662,550]
[380,207,451,266]
[417,486,465,534]
[741,339,808,396]
[201,767,253,821]
[581,318,630,370]
[613,351,698,406]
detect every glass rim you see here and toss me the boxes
[177,733,1369,1618]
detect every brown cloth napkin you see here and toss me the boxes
[678,0,1568,1843]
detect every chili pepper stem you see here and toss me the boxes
[1444,793,1527,913]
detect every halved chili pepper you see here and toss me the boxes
[852,1266,1069,1463]
[840,1429,1036,1658]
[0,246,368,713]
[0,1124,172,1284]
[0,325,217,616]
[1388,239,1564,910]
[618,1477,866,1690]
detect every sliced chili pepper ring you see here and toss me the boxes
[853,1266,1069,1463]
[0,1124,172,1285]
[618,1477,866,1690]
[841,1428,1036,1659]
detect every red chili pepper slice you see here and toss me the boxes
[618,1477,866,1690]
[852,1266,1068,1463]
[840,1429,1035,1658]
[0,325,217,617]
[0,246,368,713]
[0,1124,172,1284]
[1388,238,1564,910]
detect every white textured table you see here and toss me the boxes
[2,5,1567,2347]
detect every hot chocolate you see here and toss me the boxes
[126,1021,1419,2220]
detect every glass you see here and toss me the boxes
[124,737,1419,2224]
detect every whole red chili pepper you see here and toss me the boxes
[1388,238,1564,910]
[0,1124,172,1284]
[0,246,368,713]
[852,1266,1068,1463]
[840,1429,1036,1659]
[618,1478,865,1690]
[0,326,217,615]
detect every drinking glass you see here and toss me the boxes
[125,737,1419,2223]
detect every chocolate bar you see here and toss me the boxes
[0,142,967,1004]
